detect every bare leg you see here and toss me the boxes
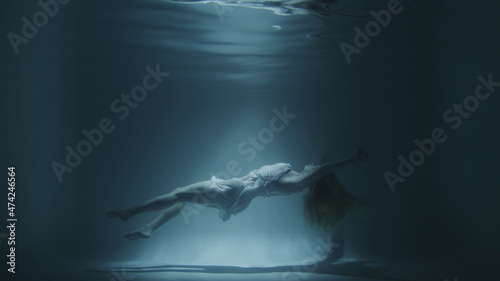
[124,203,185,240]
[107,180,210,221]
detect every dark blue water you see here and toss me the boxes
[1,0,500,280]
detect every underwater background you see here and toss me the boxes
[1,0,500,280]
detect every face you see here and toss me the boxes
[303,163,319,173]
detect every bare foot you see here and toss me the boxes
[106,210,132,222]
[124,226,152,240]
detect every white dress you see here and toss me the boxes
[208,163,296,221]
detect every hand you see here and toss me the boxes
[356,145,374,162]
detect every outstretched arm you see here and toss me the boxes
[321,146,374,172]
[301,150,361,186]
[278,146,374,191]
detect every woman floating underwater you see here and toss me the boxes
[107,146,374,240]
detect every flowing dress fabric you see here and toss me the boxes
[208,163,294,221]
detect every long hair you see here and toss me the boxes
[303,172,368,232]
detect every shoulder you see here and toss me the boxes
[258,163,292,175]
[275,170,308,193]
[255,163,293,182]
